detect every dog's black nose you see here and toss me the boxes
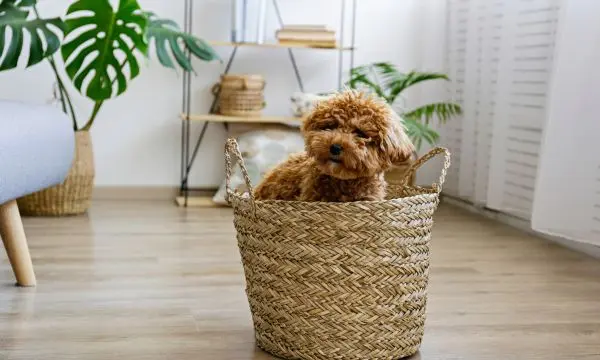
[330,144,343,155]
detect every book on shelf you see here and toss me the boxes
[280,24,329,31]
[277,40,337,48]
[277,25,335,35]
[276,24,337,47]
[276,31,336,42]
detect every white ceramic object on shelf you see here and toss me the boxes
[289,92,331,118]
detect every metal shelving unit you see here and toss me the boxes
[178,0,357,207]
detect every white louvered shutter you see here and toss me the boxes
[441,0,470,198]
[486,0,561,219]
[457,0,505,204]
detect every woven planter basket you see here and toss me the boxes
[17,131,95,216]
[224,138,450,360]
[214,74,265,116]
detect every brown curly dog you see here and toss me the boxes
[254,90,415,202]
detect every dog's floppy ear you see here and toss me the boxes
[383,110,415,164]
[300,94,334,134]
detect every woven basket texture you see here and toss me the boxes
[386,155,416,186]
[18,131,94,216]
[224,138,450,360]
[216,74,265,116]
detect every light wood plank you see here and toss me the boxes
[180,113,303,124]
[174,196,218,207]
[94,186,179,201]
[1,201,600,359]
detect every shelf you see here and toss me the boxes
[181,113,303,124]
[209,41,354,51]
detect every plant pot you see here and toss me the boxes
[18,131,95,216]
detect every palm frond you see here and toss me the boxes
[404,102,462,126]
[371,62,405,94]
[389,71,450,101]
[403,117,440,151]
[347,72,386,100]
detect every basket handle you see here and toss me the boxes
[224,138,256,206]
[400,147,451,193]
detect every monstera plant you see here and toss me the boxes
[0,0,219,215]
[348,62,461,184]
[0,0,64,70]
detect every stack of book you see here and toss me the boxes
[276,25,337,48]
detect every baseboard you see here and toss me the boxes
[442,195,600,259]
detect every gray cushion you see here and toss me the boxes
[0,100,74,205]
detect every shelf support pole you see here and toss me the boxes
[181,45,241,188]
[272,0,305,93]
[338,0,346,90]
[180,0,193,206]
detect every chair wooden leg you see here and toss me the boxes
[0,200,36,286]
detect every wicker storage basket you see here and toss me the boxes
[224,139,450,360]
[17,131,94,216]
[215,74,265,116]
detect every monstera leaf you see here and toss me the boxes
[144,11,219,73]
[61,0,148,101]
[0,0,65,71]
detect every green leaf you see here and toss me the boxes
[404,102,462,126]
[0,1,65,71]
[389,71,450,100]
[61,0,148,101]
[347,62,452,105]
[347,72,386,100]
[144,11,219,73]
[15,0,37,6]
[403,117,441,151]
[371,62,405,96]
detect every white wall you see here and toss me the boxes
[0,0,446,188]
[531,0,600,244]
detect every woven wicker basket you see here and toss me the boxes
[17,131,95,216]
[224,138,450,360]
[386,155,416,186]
[215,74,265,116]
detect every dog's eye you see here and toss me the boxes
[354,129,369,139]
[320,123,337,131]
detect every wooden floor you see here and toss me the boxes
[1,201,600,360]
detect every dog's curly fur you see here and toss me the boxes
[254,90,415,202]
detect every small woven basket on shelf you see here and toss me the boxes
[17,131,94,216]
[224,138,451,360]
[214,74,265,116]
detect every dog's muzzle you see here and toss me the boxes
[329,144,343,156]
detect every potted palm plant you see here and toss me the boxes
[348,62,461,184]
[0,0,219,215]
